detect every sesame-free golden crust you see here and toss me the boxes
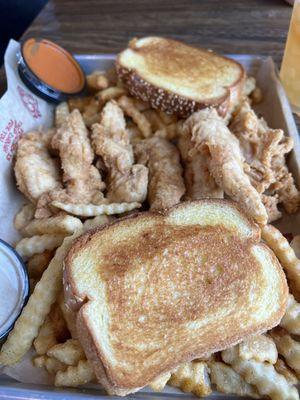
[64,200,288,395]
[116,37,246,118]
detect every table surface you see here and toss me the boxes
[1,0,299,125]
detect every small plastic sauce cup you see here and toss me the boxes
[0,239,29,341]
[17,38,86,103]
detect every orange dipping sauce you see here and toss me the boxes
[22,39,85,94]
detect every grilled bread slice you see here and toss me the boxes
[64,200,288,396]
[116,37,245,118]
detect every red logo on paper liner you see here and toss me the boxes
[0,119,24,161]
[17,85,41,119]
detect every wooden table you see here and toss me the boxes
[1,0,299,126]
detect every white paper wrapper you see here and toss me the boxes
[0,42,300,391]
[0,40,54,245]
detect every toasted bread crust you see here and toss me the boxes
[64,200,287,395]
[116,38,246,118]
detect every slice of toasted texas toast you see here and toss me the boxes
[64,200,287,396]
[116,37,245,118]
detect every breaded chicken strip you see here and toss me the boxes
[134,137,185,210]
[177,123,223,200]
[51,109,105,205]
[92,101,148,203]
[14,131,62,204]
[185,108,268,225]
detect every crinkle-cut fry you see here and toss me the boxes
[118,95,152,138]
[261,224,300,301]
[158,110,178,125]
[86,71,109,91]
[51,201,141,217]
[274,359,298,386]
[154,122,178,141]
[186,108,267,225]
[270,327,300,375]
[15,234,66,258]
[27,250,54,279]
[209,361,259,398]
[67,96,93,113]
[221,346,299,400]
[55,359,95,387]
[143,109,166,132]
[134,137,185,210]
[0,229,83,365]
[82,215,111,230]
[47,339,85,366]
[238,334,278,364]
[96,86,125,103]
[82,98,101,127]
[280,294,300,335]
[169,361,212,397]
[291,235,300,259]
[33,355,66,374]
[34,304,69,355]
[133,98,150,111]
[55,102,70,128]
[14,203,35,231]
[21,215,83,236]
[149,371,171,392]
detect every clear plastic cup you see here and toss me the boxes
[280,0,300,115]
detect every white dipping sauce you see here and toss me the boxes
[0,240,28,337]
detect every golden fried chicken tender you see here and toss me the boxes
[261,194,282,223]
[51,109,105,204]
[185,108,267,225]
[177,125,223,200]
[14,131,62,204]
[92,100,148,203]
[230,100,299,216]
[134,136,185,210]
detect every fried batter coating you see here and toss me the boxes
[230,100,299,215]
[51,109,105,205]
[14,131,62,204]
[91,101,148,203]
[185,108,267,225]
[134,136,185,210]
[177,122,223,200]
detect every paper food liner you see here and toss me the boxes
[0,40,300,387]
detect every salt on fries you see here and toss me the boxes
[262,224,300,300]
[15,234,66,258]
[51,201,141,216]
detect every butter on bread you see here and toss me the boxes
[116,37,245,118]
[64,200,288,396]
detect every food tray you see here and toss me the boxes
[0,53,299,399]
